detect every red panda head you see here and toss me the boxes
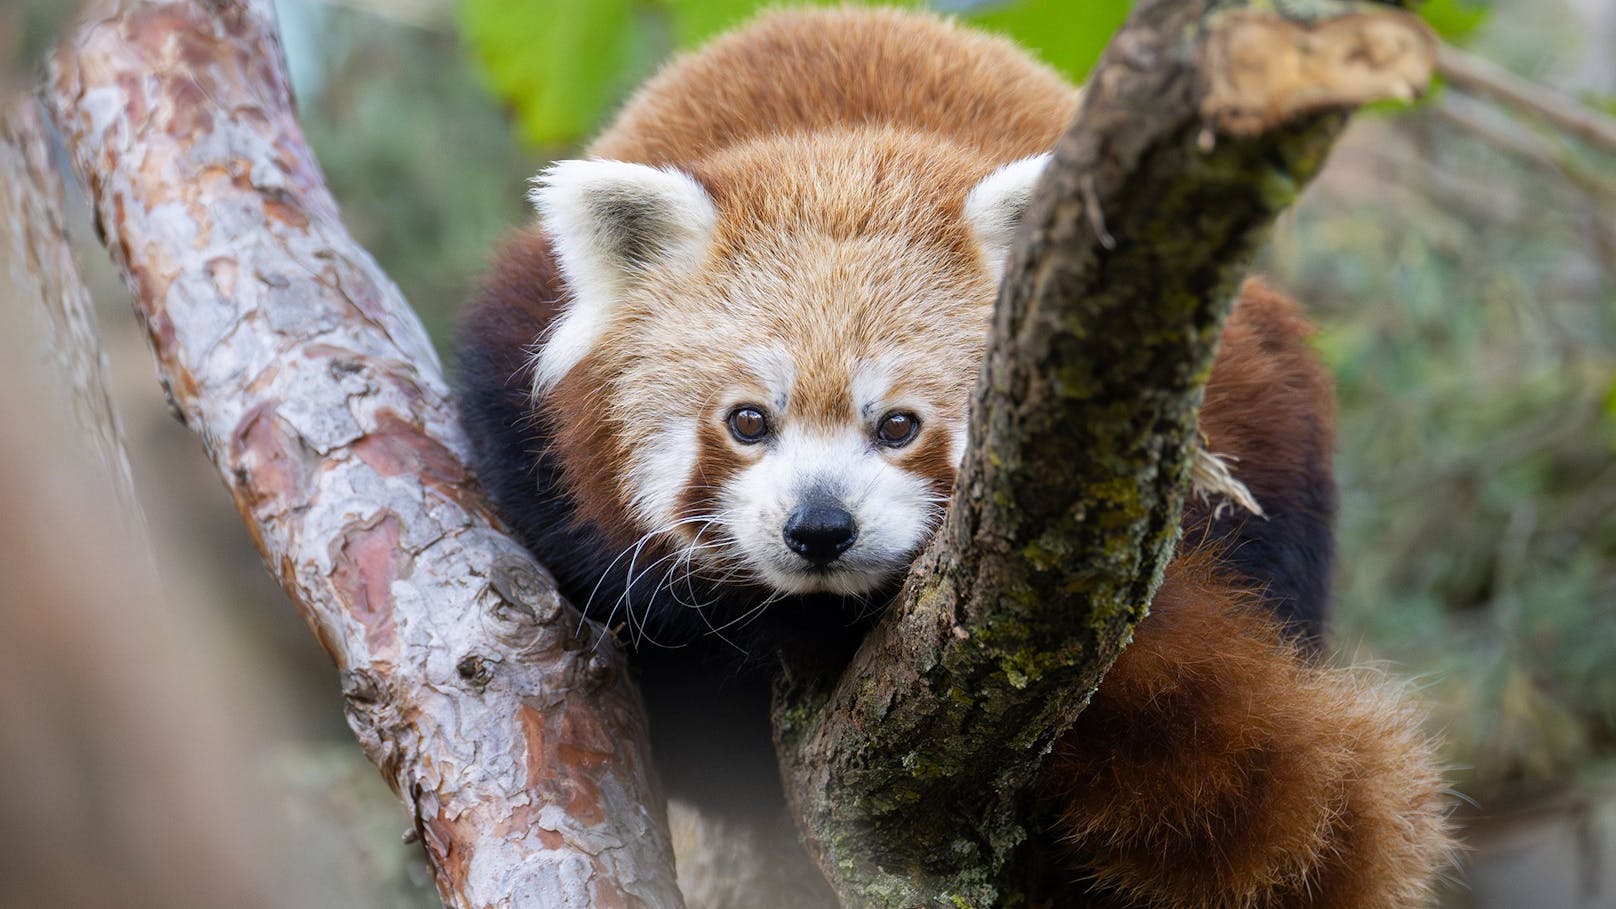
[529,132,1049,596]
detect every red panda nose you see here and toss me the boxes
[783,503,858,566]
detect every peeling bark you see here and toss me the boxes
[44,2,683,907]
[772,2,1431,906]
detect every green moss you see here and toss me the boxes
[903,750,953,780]
[1052,360,1101,399]
[1020,532,1071,572]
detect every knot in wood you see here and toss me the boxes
[456,653,494,690]
[327,357,365,379]
[340,668,381,705]
[584,652,614,688]
[489,555,563,627]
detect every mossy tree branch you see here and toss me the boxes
[772,2,1433,906]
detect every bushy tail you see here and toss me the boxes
[1043,552,1456,908]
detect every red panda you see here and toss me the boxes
[454,8,1452,907]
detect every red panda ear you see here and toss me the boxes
[963,154,1050,284]
[527,159,717,391]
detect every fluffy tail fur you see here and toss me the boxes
[1044,551,1455,908]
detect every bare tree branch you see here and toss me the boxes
[1437,41,1616,157]
[45,2,683,906]
[774,2,1434,905]
[1429,91,1616,206]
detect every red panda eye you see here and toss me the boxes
[727,406,771,444]
[876,411,920,447]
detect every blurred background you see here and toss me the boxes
[2,0,1613,906]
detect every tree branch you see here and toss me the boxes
[45,2,683,906]
[1437,41,1616,157]
[774,2,1434,905]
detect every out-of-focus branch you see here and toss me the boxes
[773,1,1434,905]
[1429,91,1616,206]
[0,97,141,518]
[0,86,273,909]
[46,2,683,906]
[1437,42,1616,157]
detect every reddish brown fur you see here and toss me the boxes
[1200,279,1337,503]
[467,245,1453,909]
[547,356,637,541]
[676,420,751,527]
[894,421,961,501]
[1047,549,1452,908]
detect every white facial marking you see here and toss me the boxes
[851,356,896,420]
[529,159,717,394]
[963,153,1051,283]
[947,417,968,468]
[625,416,699,532]
[742,345,796,413]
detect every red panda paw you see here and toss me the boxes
[1040,558,1454,908]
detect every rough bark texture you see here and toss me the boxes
[772,2,1432,906]
[45,2,683,907]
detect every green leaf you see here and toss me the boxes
[662,0,925,49]
[661,0,770,48]
[965,0,1132,83]
[460,0,637,147]
[1418,0,1491,44]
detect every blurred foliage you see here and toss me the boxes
[460,0,1497,149]
[459,0,643,147]
[1266,103,1616,793]
[0,0,81,88]
[292,5,532,346]
[270,745,440,909]
[1420,0,1493,42]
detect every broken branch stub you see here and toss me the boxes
[1201,8,1436,137]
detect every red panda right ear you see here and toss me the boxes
[963,154,1051,284]
[527,159,716,392]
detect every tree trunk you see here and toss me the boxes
[45,2,683,906]
[35,0,1434,906]
[772,2,1433,905]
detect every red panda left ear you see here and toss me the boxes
[527,159,717,392]
[963,153,1051,283]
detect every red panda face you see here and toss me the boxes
[529,143,1049,597]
